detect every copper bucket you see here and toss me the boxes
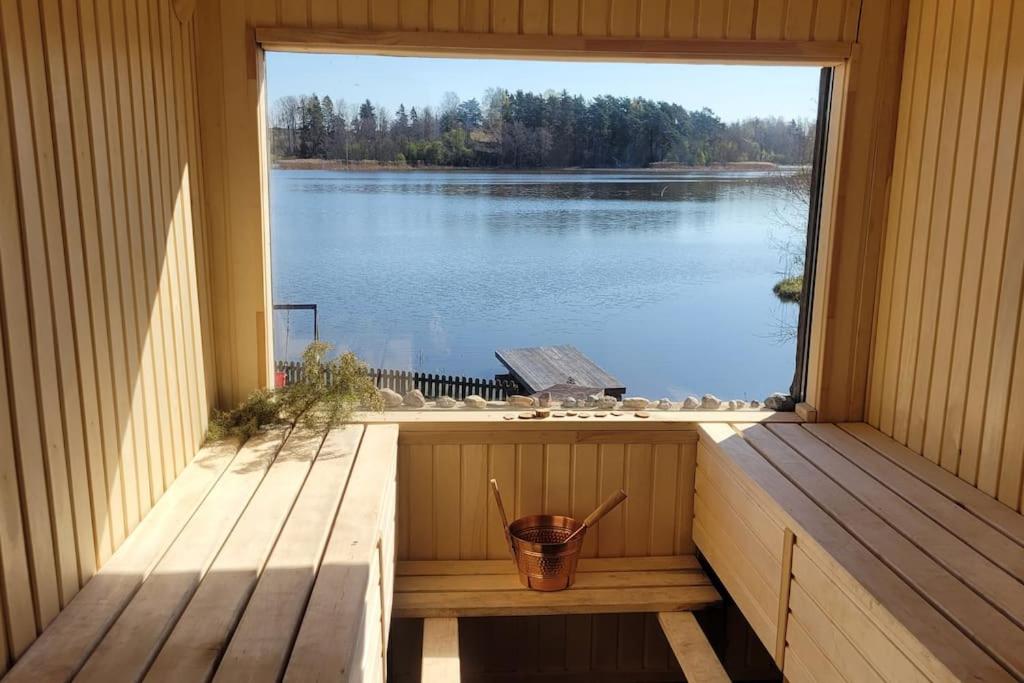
[490,480,627,591]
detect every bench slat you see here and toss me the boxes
[739,424,1024,679]
[395,584,720,618]
[397,555,699,576]
[840,422,1024,546]
[145,426,328,682]
[657,612,729,683]
[284,424,399,682]
[697,422,1012,683]
[803,424,1024,577]
[75,428,290,682]
[769,423,1024,629]
[3,437,241,682]
[212,425,365,682]
[398,569,709,592]
[421,618,460,682]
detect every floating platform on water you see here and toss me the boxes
[495,345,625,398]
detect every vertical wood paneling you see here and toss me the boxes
[551,0,580,35]
[371,0,400,29]
[581,0,611,36]
[399,0,430,30]
[610,0,639,36]
[431,0,460,30]
[696,0,726,39]
[491,0,520,32]
[459,0,490,32]
[666,0,697,38]
[726,0,756,40]
[638,0,667,37]
[868,0,1024,512]
[397,432,697,561]
[755,0,786,39]
[783,0,814,41]
[0,0,215,668]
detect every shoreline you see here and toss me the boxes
[271,158,796,173]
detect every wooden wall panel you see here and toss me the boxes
[0,0,214,671]
[867,0,1024,512]
[396,430,697,561]
[694,443,786,654]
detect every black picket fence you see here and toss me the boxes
[274,361,519,401]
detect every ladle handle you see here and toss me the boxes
[489,479,516,563]
[563,489,628,544]
[583,489,627,528]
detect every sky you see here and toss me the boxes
[266,53,822,123]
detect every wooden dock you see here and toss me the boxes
[495,345,625,398]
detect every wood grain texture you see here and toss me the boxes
[422,618,461,681]
[397,431,698,560]
[0,0,215,669]
[704,421,1024,683]
[804,0,910,422]
[866,0,1024,512]
[658,612,729,682]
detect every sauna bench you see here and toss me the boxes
[696,421,1024,683]
[393,556,720,618]
[3,423,399,683]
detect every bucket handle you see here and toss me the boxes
[489,479,517,565]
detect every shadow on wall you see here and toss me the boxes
[0,0,217,669]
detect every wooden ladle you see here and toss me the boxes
[562,489,628,544]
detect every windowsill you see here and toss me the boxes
[353,409,801,429]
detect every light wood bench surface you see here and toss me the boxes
[697,421,1024,683]
[3,423,398,683]
[394,556,720,618]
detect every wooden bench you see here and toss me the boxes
[696,421,1024,683]
[394,556,719,618]
[3,423,399,683]
[398,555,723,681]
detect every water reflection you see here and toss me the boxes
[271,169,801,399]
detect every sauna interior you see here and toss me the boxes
[2,0,1024,681]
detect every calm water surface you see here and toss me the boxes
[271,169,801,400]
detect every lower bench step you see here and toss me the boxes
[395,556,721,618]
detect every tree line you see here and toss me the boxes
[270,88,815,169]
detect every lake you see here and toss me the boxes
[270,168,803,401]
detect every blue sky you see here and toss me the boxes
[266,53,821,123]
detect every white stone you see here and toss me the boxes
[403,389,426,408]
[464,395,487,409]
[749,400,761,409]
[487,401,508,409]
[562,397,578,408]
[598,396,618,410]
[682,396,700,409]
[621,397,650,410]
[379,388,403,408]
[764,393,795,411]
[537,392,552,408]
[657,398,673,410]
[587,394,602,407]
[734,400,747,409]
[727,400,738,410]
[509,395,535,408]
[436,396,457,408]
[701,394,722,410]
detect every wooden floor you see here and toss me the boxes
[2,423,399,683]
[698,421,1024,683]
[395,556,719,618]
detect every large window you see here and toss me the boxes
[267,54,823,407]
